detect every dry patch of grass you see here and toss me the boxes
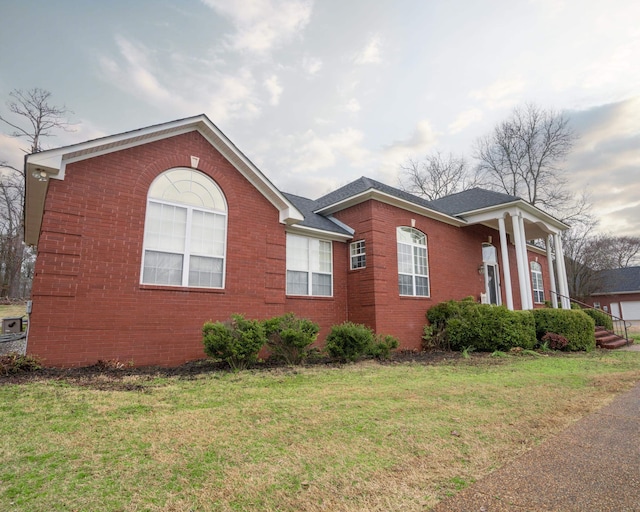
[0,352,638,511]
[0,304,26,320]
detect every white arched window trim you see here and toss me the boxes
[397,226,430,297]
[141,168,228,289]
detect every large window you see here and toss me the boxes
[397,227,429,297]
[530,261,544,304]
[350,240,366,270]
[141,168,227,288]
[286,234,332,296]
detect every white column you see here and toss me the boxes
[518,215,534,310]
[554,234,571,308]
[546,234,558,308]
[511,214,530,310]
[498,216,514,310]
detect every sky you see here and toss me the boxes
[1,0,639,236]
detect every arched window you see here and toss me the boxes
[530,261,544,303]
[141,168,227,288]
[397,227,429,296]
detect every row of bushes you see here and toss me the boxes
[424,298,596,352]
[202,313,399,370]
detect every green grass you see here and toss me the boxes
[0,351,638,511]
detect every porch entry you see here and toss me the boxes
[482,243,501,305]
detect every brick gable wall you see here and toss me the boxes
[28,132,347,367]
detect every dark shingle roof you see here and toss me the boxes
[313,176,446,213]
[428,188,520,215]
[282,192,352,236]
[595,267,640,294]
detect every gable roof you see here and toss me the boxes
[429,188,520,215]
[282,193,353,239]
[593,266,640,295]
[313,176,465,227]
[24,114,304,245]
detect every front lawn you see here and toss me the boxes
[1,351,638,511]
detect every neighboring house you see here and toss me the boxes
[588,266,640,321]
[24,115,571,367]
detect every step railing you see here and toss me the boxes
[551,291,631,345]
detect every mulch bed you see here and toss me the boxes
[0,350,481,391]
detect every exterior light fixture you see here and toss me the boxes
[32,169,48,182]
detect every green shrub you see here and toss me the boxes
[367,334,399,360]
[532,309,595,352]
[581,309,614,330]
[0,353,42,375]
[263,313,320,365]
[325,322,374,362]
[202,314,266,370]
[446,305,536,352]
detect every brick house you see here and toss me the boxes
[24,115,571,367]
[588,267,640,322]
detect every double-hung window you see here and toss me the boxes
[350,240,366,270]
[141,168,227,288]
[286,233,332,296]
[397,227,429,297]
[530,261,545,303]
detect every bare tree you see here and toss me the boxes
[398,152,479,201]
[0,88,73,298]
[474,104,576,214]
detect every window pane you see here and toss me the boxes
[398,274,413,295]
[191,210,225,257]
[397,243,413,273]
[312,273,332,296]
[188,256,223,288]
[286,235,309,271]
[145,202,187,253]
[287,270,308,295]
[143,250,183,285]
[317,241,332,273]
[415,276,429,296]
[413,246,428,276]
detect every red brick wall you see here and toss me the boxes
[587,293,640,319]
[334,201,551,350]
[27,132,347,367]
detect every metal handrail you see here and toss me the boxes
[551,291,631,345]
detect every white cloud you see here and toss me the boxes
[354,35,382,64]
[471,76,526,109]
[302,56,322,76]
[264,74,283,106]
[200,0,313,54]
[344,99,361,113]
[99,36,264,123]
[448,108,483,134]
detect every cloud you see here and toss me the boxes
[264,74,283,106]
[354,35,382,64]
[98,36,264,123]
[448,108,483,134]
[302,56,322,76]
[200,0,313,54]
[470,76,526,109]
[344,99,361,113]
[565,97,640,236]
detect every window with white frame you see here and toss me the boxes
[397,227,429,296]
[530,261,545,303]
[286,233,332,296]
[350,240,366,270]
[141,168,227,288]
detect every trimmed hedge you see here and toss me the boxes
[581,308,614,331]
[532,309,596,352]
[263,313,319,365]
[202,314,266,370]
[445,305,536,352]
[325,322,375,362]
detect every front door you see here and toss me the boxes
[483,244,501,305]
